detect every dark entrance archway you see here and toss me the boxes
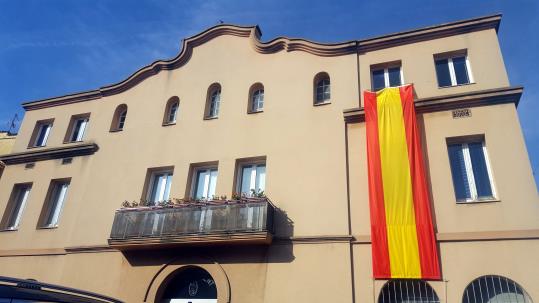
[159,266,217,303]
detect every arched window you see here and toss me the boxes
[248,83,264,113]
[462,275,532,303]
[110,104,128,131]
[378,280,440,303]
[163,96,180,125]
[314,72,331,104]
[158,266,217,303]
[205,83,221,119]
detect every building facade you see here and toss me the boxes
[0,14,537,303]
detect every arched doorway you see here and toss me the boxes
[378,280,440,303]
[159,266,217,303]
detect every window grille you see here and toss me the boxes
[378,280,440,303]
[462,275,533,303]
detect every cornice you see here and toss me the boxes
[343,86,523,123]
[22,14,501,111]
[0,142,99,165]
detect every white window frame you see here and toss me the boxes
[371,65,404,90]
[4,185,31,230]
[34,123,52,147]
[43,181,69,228]
[168,102,179,123]
[437,55,474,87]
[237,162,266,196]
[251,89,264,112]
[192,167,218,200]
[70,117,89,142]
[207,90,221,118]
[117,110,127,130]
[147,170,173,204]
[455,141,496,203]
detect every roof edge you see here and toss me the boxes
[22,14,502,111]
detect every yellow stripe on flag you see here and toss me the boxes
[376,88,422,278]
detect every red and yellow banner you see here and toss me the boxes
[365,85,440,279]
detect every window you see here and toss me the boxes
[163,96,179,125]
[434,51,473,87]
[238,163,266,196]
[146,170,173,204]
[462,275,532,303]
[39,179,70,228]
[192,167,218,199]
[1,183,32,230]
[447,138,496,202]
[30,120,53,147]
[371,64,403,91]
[65,114,90,142]
[378,280,440,303]
[248,83,264,113]
[313,72,331,104]
[110,104,128,131]
[205,83,221,119]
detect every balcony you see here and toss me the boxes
[108,198,274,250]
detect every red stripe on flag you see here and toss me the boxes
[399,85,441,279]
[365,91,392,278]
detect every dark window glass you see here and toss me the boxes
[448,144,471,201]
[435,58,452,87]
[315,79,330,103]
[372,69,385,91]
[468,142,493,199]
[118,110,127,129]
[209,90,220,117]
[388,67,402,87]
[452,56,470,85]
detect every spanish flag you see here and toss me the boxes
[365,85,440,279]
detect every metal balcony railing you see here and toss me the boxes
[108,199,274,248]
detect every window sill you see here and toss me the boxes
[162,122,177,127]
[203,116,219,121]
[247,110,264,115]
[27,145,47,149]
[438,82,476,89]
[456,198,500,204]
[37,225,58,230]
[0,228,18,232]
[63,140,84,144]
[314,101,331,107]
[109,129,123,133]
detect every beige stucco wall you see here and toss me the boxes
[0,22,537,303]
[0,132,16,155]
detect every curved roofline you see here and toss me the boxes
[22,14,501,111]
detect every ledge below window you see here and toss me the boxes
[0,142,99,165]
[314,101,331,107]
[456,198,500,204]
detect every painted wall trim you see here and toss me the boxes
[352,229,539,244]
[0,142,99,165]
[343,86,523,123]
[21,14,501,111]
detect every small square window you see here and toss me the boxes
[38,179,70,228]
[1,183,32,230]
[29,119,53,148]
[447,138,496,202]
[65,114,90,143]
[371,63,403,91]
[434,51,473,87]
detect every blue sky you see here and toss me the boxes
[0,0,538,186]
